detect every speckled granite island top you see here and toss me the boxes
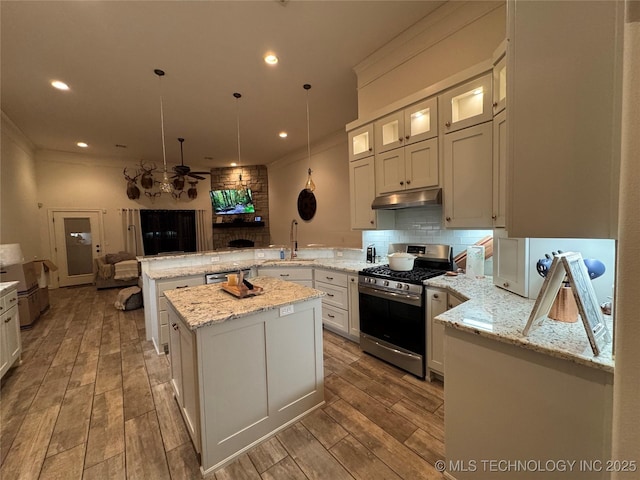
[163,276,325,330]
[427,275,614,373]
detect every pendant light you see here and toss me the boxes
[233,92,247,196]
[303,84,316,192]
[155,68,173,194]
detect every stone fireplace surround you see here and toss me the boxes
[210,165,270,249]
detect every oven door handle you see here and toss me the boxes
[370,339,422,361]
[358,284,422,304]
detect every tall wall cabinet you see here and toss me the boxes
[506,0,622,238]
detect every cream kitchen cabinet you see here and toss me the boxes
[374,98,438,153]
[426,287,465,380]
[375,137,439,196]
[492,228,529,297]
[347,275,360,341]
[168,307,200,452]
[258,267,313,287]
[0,285,21,379]
[443,121,493,228]
[348,124,374,162]
[349,156,395,230]
[439,73,492,134]
[157,275,204,352]
[314,269,349,336]
[506,0,622,239]
[492,109,507,227]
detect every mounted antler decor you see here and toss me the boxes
[123,167,141,199]
[138,160,157,190]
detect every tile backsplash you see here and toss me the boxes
[362,206,493,273]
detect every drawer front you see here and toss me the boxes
[258,268,313,281]
[315,281,348,310]
[0,289,18,313]
[157,276,204,297]
[314,269,348,288]
[159,296,168,312]
[160,309,168,327]
[322,304,348,333]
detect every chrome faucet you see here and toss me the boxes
[290,219,298,259]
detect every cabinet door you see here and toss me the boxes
[440,73,492,133]
[348,124,374,162]
[350,157,394,230]
[426,288,447,377]
[374,111,404,153]
[507,0,621,238]
[492,110,507,227]
[405,137,439,191]
[375,148,405,195]
[168,309,183,406]
[404,98,438,145]
[493,53,507,115]
[180,323,199,449]
[492,229,529,297]
[4,307,21,369]
[348,276,360,341]
[443,122,493,228]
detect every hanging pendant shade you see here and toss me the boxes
[303,84,315,192]
[155,69,173,194]
[233,92,247,196]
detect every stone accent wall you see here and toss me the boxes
[210,165,271,249]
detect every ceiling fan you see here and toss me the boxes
[172,138,210,181]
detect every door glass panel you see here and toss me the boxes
[64,217,93,276]
[352,131,370,156]
[381,120,399,147]
[410,108,431,136]
[451,87,485,123]
[499,66,507,102]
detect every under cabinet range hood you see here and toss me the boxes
[371,188,442,210]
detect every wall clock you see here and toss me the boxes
[297,189,316,221]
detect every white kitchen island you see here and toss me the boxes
[428,275,615,480]
[164,276,325,476]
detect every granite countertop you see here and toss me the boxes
[0,281,19,295]
[164,276,325,330]
[427,275,614,373]
[146,258,376,280]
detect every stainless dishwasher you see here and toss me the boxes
[205,268,252,284]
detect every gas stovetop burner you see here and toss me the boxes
[360,265,445,284]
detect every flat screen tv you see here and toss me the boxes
[210,189,255,215]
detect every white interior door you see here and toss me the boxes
[52,210,104,287]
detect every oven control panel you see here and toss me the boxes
[359,276,423,295]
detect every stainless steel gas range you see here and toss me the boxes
[358,244,454,379]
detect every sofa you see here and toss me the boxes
[94,252,140,290]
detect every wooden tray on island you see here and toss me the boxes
[221,282,265,298]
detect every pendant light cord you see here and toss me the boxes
[234,92,242,178]
[305,85,311,171]
[158,74,168,174]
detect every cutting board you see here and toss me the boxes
[221,283,264,298]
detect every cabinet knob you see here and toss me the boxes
[493,102,498,108]
[445,217,451,222]
[398,138,403,143]
[4,317,11,323]
[327,293,335,297]
[370,220,374,225]
[368,147,373,151]
[503,282,510,288]
[433,294,439,299]
[327,314,335,319]
[326,276,334,280]
[406,180,411,185]
[492,214,497,220]
[172,323,178,330]
[405,135,410,140]
[448,304,454,308]
[400,181,404,186]
[445,121,451,128]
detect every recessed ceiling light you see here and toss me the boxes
[264,54,278,65]
[230,162,237,167]
[77,142,88,148]
[51,80,70,91]
[279,132,288,138]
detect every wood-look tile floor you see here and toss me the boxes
[0,285,445,479]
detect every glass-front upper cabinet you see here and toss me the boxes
[493,44,507,115]
[375,98,438,153]
[348,124,374,162]
[439,73,492,134]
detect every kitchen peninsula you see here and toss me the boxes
[164,276,325,475]
[429,275,614,480]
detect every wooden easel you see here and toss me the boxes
[523,252,611,355]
